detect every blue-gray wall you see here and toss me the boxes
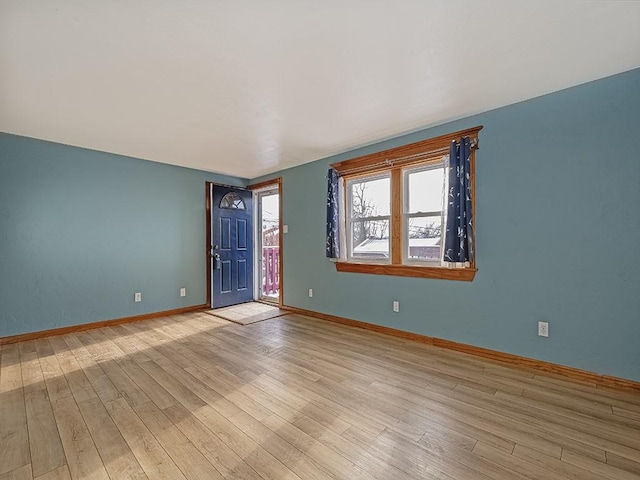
[253,68,640,382]
[0,135,246,337]
[2,69,638,382]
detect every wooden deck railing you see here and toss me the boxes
[263,246,279,295]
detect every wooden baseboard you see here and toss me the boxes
[0,304,208,346]
[282,305,640,393]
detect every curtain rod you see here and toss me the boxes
[331,137,478,178]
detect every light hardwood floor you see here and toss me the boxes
[1,311,639,479]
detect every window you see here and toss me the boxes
[403,163,444,264]
[346,174,391,260]
[332,126,482,281]
[219,192,246,210]
[344,162,445,266]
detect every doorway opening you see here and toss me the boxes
[255,186,280,304]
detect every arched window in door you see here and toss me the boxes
[219,192,246,210]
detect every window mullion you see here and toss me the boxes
[348,214,390,222]
[405,211,442,218]
[391,169,402,265]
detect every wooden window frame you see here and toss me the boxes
[331,126,482,281]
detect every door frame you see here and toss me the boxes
[248,178,283,308]
[206,182,213,307]
[206,179,283,309]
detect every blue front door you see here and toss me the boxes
[212,185,253,308]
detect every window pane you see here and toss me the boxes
[351,220,389,259]
[406,216,441,261]
[407,167,444,213]
[220,192,246,210]
[350,176,390,218]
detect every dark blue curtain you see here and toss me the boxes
[444,137,473,265]
[326,168,340,258]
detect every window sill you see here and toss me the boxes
[334,262,476,281]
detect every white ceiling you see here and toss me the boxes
[1,1,639,179]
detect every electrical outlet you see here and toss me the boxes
[538,321,549,337]
[180,288,186,297]
[134,292,142,303]
[393,301,400,312]
[308,288,313,298]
